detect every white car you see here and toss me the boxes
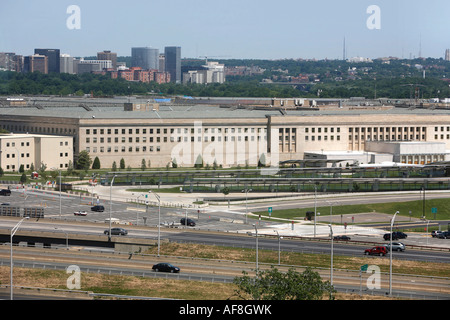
[385,242,406,252]
[74,211,87,216]
[431,231,443,238]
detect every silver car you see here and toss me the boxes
[386,242,405,252]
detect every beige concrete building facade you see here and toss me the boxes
[0,102,449,169]
[0,134,73,172]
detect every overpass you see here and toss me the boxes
[0,229,159,253]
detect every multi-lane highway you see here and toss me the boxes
[1,187,449,262]
[0,216,448,267]
[1,186,449,299]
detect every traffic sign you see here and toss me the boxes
[268,207,272,213]
[360,264,368,272]
[432,207,437,219]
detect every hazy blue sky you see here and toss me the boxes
[1,0,449,60]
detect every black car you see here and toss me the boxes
[91,205,105,212]
[437,231,450,239]
[104,227,128,236]
[180,218,196,226]
[334,235,351,241]
[383,232,407,240]
[152,263,180,273]
[0,189,11,196]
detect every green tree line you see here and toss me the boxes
[1,62,449,99]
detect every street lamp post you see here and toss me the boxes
[326,200,337,225]
[314,184,317,237]
[59,170,61,220]
[10,216,29,300]
[328,224,334,288]
[109,175,117,241]
[421,186,426,219]
[243,188,252,224]
[91,173,98,207]
[274,230,283,265]
[389,210,399,296]
[149,191,161,257]
[51,167,62,219]
[253,224,258,272]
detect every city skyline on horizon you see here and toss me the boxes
[1,0,450,61]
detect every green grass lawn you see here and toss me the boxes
[254,198,450,221]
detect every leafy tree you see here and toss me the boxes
[76,150,92,171]
[232,266,335,300]
[38,162,48,180]
[66,161,73,175]
[92,156,101,169]
[222,187,230,200]
[20,173,27,184]
[141,158,147,171]
[120,158,125,170]
[50,170,59,182]
[112,161,117,172]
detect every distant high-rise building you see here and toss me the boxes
[24,54,48,74]
[165,46,181,83]
[97,50,117,70]
[13,55,24,73]
[60,54,75,74]
[34,49,60,73]
[131,47,159,70]
[445,49,450,61]
[159,54,165,72]
[0,52,16,71]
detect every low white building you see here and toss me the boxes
[0,134,73,172]
[183,61,225,84]
[304,141,449,167]
[365,141,449,164]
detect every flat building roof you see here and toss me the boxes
[1,104,450,120]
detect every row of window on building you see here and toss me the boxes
[86,134,266,144]
[4,141,31,147]
[85,127,268,136]
[3,125,76,136]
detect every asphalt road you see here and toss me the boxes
[0,217,448,264]
[1,187,449,261]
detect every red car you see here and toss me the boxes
[364,246,387,256]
